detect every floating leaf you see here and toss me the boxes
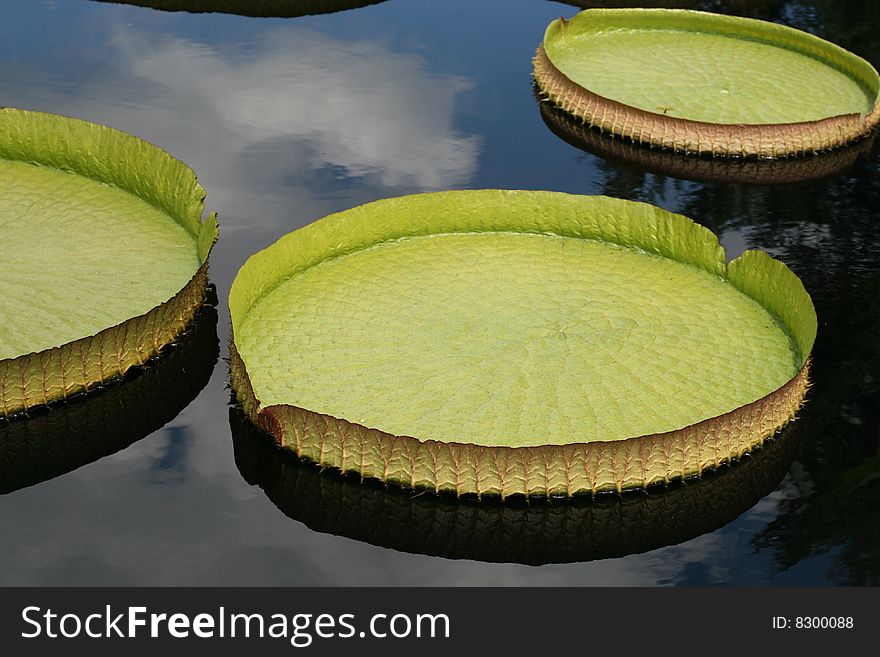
[229,190,816,497]
[0,108,218,417]
[534,9,880,157]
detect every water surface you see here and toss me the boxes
[1,0,878,585]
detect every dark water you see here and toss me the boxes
[1,0,878,585]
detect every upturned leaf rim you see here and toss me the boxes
[0,107,218,418]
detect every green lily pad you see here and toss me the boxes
[93,0,386,17]
[0,108,218,418]
[230,190,816,497]
[534,9,880,157]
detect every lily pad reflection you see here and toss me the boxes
[93,0,386,17]
[231,405,798,565]
[0,293,218,495]
[539,100,877,186]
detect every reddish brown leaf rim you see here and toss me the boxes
[230,343,810,498]
[534,44,880,158]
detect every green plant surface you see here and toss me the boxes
[232,191,815,449]
[0,108,218,417]
[543,9,878,125]
[0,159,200,360]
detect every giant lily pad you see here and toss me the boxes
[229,190,816,497]
[0,108,218,418]
[533,9,880,157]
